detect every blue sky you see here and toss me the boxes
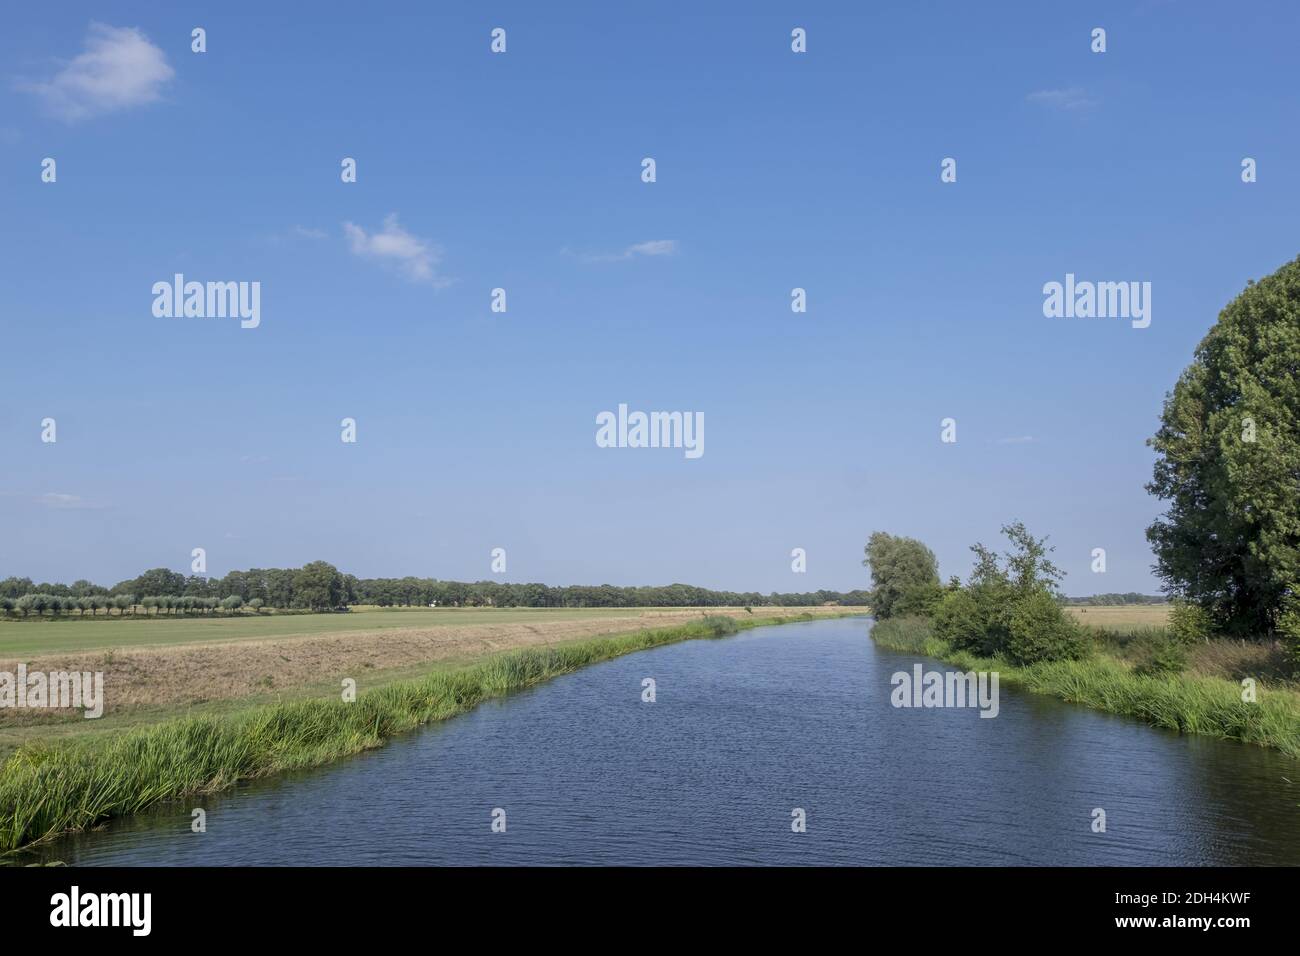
[1,1,1297,593]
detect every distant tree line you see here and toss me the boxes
[0,562,869,617]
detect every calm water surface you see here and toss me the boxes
[31,617,1300,865]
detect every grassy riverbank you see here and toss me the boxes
[871,616,1300,758]
[0,605,840,756]
[0,612,826,855]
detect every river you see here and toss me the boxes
[30,616,1300,865]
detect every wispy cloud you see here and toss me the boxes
[35,492,106,510]
[567,239,680,264]
[18,23,174,122]
[1026,87,1096,111]
[343,214,447,285]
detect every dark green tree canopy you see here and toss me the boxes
[292,561,346,610]
[1147,255,1300,636]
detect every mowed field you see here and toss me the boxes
[1065,604,1170,629]
[0,606,685,657]
[0,606,850,756]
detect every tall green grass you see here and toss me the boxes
[0,613,815,854]
[871,616,1300,758]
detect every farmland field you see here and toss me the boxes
[0,605,724,657]
[1064,604,1170,629]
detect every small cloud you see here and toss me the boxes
[343,213,447,285]
[1026,87,1096,111]
[35,492,106,510]
[995,436,1036,445]
[567,239,680,264]
[18,23,174,122]
[290,225,327,240]
[624,240,678,258]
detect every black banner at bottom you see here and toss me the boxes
[0,865,1286,941]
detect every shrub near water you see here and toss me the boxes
[1133,637,1189,677]
[863,521,1300,755]
[934,583,1009,657]
[1168,600,1213,645]
[1005,590,1090,665]
[927,523,1085,665]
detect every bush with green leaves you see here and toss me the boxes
[1134,637,1190,677]
[1168,599,1213,645]
[929,522,1093,664]
[934,581,1011,656]
[893,580,944,618]
[1005,589,1091,665]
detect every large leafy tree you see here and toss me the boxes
[1147,255,1300,636]
[292,561,344,610]
[125,567,187,597]
[862,532,942,618]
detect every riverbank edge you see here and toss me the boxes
[0,611,850,855]
[870,617,1300,759]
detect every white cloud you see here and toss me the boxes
[624,240,678,258]
[19,23,174,122]
[1026,87,1096,111]
[343,214,446,285]
[569,239,680,263]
